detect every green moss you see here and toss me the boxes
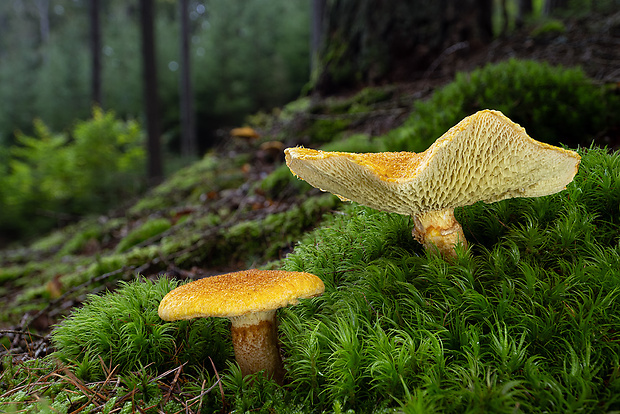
[307,118,352,143]
[0,265,29,283]
[277,147,620,412]
[259,163,312,200]
[28,230,70,254]
[279,97,313,121]
[116,218,172,253]
[51,277,232,381]
[530,19,567,38]
[129,154,247,214]
[381,59,620,152]
[321,133,382,153]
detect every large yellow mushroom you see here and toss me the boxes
[285,110,581,258]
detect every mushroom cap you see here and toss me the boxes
[285,110,581,216]
[158,269,324,321]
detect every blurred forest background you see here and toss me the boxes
[0,0,618,242]
[0,0,311,239]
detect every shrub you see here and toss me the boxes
[0,107,145,238]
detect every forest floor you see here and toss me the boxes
[2,9,620,364]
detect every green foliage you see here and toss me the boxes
[0,108,145,237]
[51,277,232,381]
[278,147,620,412]
[530,18,567,38]
[384,59,620,152]
[116,218,172,253]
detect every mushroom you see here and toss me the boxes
[158,269,324,384]
[284,109,581,258]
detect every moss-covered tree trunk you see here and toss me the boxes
[314,0,493,93]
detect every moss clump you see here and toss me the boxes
[259,163,312,200]
[51,277,232,382]
[116,218,172,253]
[307,118,353,143]
[278,147,620,412]
[385,59,620,152]
[530,19,567,39]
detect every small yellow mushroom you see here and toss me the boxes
[158,269,324,384]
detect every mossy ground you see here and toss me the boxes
[1,55,620,412]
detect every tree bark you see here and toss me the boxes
[90,0,102,107]
[516,0,533,28]
[311,0,326,74]
[179,0,196,158]
[314,0,493,94]
[140,0,163,183]
[543,0,569,15]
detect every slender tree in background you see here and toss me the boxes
[311,0,326,75]
[140,0,163,183]
[90,0,102,106]
[33,0,50,45]
[179,0,196,158]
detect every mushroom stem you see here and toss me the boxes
[229,310,285,384]
[412,208,467,258]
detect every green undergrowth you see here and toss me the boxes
[26,146,620,413]
[278,146,620,412]
[0,193,339,325]
[129,152,247,215]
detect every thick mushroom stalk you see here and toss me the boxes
[229,310,285,383]
[413,208,467,257]
[285,109,581,259]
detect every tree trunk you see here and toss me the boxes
[139,0,163,183]
[311,0,326,74]
[543,0,569,15]
[516,0,533,28]
[90,0,102,107]
[314,0,493,94]
[34,0,50,44]
[179,0,196,158]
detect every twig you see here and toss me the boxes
[0,329,49,340]
[209,356,226,410]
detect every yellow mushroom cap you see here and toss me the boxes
[285,110,581,216]
[158,269,325,321]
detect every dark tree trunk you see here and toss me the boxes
[544,0,569,15]
[516,0,533,28]
[311,0,326,74]
[140,0,163,183]
[314,0,493,94]
[179,0,196,158]
[90,0,102,107]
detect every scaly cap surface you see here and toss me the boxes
[158,269,324,321]
[285,110,581,216]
